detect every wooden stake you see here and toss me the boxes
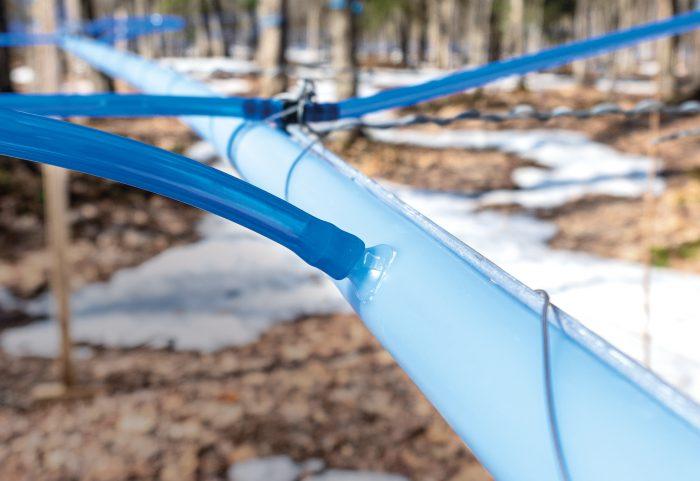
[33,0,75,389]
[42,165,75,388]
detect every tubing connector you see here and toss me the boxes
[347,244,396,303]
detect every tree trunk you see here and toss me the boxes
[428,0,454,68]
[204,0,225,56]
[466,0,493,66]
[210,0,232,56]
[658,0,680,100]
[329,0,357,99]
[505,0,525,57]
[573,0,595,85]
[257,0,288,96]
[80,0,115,91]
[525,0,545,53]
[0,0,13,92]
[306,0,322,55]
[191,0,211,56]
[246,1,259,59]
[398,9,410,67]
[409,0,428,65]
[487,0,502,62]
[614,0,637,77]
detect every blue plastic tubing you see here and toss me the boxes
[60,37,700,481]
[0,14,185,47]
[0,93,283,119]
[338,10,700,118]
[0,108,364,280]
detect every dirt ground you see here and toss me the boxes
[0,314,490,481]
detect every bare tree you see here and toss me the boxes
[329,0,357,99]
[306,0,323,54]
[465,0,494,66]
[658,0,681,100]
[573,0,595,85]
[409,0,428,65]
[504,0,525,57]
[257,0,288,96]
[80,0,115,90]
[0,0,13,92]
[427,0,454,68]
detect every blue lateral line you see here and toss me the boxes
[0,108,365,279]
[0,93,285,120]
[337,10,700,118]
[4,12,700,123]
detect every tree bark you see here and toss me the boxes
[306,0,322,54]
[409,0,428,65]
[573,0,595,85]
[658,0,680,100]
[0,0,13,92]
[466,0,493,66]
[505,0,525,57]
[329,0,357,99]
[257,0,288,96]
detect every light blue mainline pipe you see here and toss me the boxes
[60,36,700,481]
[0,108,364,280]
[338,10,700,118]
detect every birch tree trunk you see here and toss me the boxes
[257,0,288,96]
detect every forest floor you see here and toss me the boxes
[1,82,699,481]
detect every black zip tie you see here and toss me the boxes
[535,289,573,481]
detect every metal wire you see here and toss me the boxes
[535,289,573,481]
[314,99,700,133]
[654,126,700,144]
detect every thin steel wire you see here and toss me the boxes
[535,289,573,481]
[313,99,700,133]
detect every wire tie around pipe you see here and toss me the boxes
[535,289,572,481]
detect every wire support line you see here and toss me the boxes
[312,99,700,133]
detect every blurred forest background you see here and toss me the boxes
[1,0,700,99]
[1,2,700,481]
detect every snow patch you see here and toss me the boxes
[227,456,408,481]
[369,128,662,208]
